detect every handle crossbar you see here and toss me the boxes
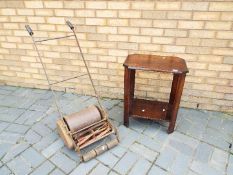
[49,73,87,86]
[35,34,75,43]
[25,20,105,118]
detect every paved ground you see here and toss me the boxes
[0,85,232,175]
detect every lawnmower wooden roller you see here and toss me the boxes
[57,105,119,161]
[25,20,119,162]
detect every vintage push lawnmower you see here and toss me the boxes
[25,20,119,161]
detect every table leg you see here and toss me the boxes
[124,68,135,127]
[167,74,186,134]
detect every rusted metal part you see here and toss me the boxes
[25,21,119,162]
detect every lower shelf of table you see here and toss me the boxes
[130,99,170,121]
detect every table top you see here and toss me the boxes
[123,54,189,74]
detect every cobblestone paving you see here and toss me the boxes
[0,85,232,175]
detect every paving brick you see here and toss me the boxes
[42,139,64,158]
[40,91,53,100]
[210,148,228,172]
[0,121,10,132]
[32,123,52,137]
[155,146,177,170]
[229,154,233,165]
[153,126,170,143]
[191,161,224,175]
[170,154,191,175]
[169,132,199,149]
[102,99,120,110]
[97,151,119,168]
[61,97,96,115]
[194,142,213,162]
[168,139,194,156]
[118,125,140,148]
[110,145,127,158]
[113,152,138,175]
[7,156,32,175]
[136,134,161,152]
[30,160,55,175]
[176,118,193,134]
[227,165,233,175]
[21,147,45,168]
[212,148,228,165]
[11,87,36,97]
[148,165,168,175]
[2,143,29,163]
[129,142,158,162]
[109,106,123,123]
[186,123,206,139]
[0,86,232,175]
[70,159,98,175]
[0,95,37,109]
[34,132,59,151]
[227,155,233,175]
[108,171,119,175]
[202,127,230,151]
[129,118,150,133]
[187,171,200,175]
[50,168,65,175]
[143,122,161,138]
[0,107,25,122]
[24,129,42,144]
[189,110,209,124]
[221,119,233,136]
[0,94,6,101]
[89,163,110,175]
[0,131,22,144]
[61,147,80,162]
[29,99,53,112]
[128,158,151,175]
[50,152,76,174]
[5,123,29,134]
[0,166,11,175]
[15,110,44,125]
[0,85,18,91]
[41,112,59,130]
[0,143,13,160]
[0,89,12,95]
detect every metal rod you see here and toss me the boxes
[29,35,63,118]
[68,22,104,111]
[35,34,75,43]
[49,73,87,86]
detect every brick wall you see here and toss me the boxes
[0,0,232,113]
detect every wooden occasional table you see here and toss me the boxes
[123,54,188,134]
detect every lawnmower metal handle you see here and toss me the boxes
[66,20,74,30]
[25,25,33,36]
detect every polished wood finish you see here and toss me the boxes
[123,54,188,74]
[123,54,188,134]
[124,68,135,127]
[131,99,170,121]
[167,74,186,133]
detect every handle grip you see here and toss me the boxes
[25,25,33,36]
[66,20,74,30]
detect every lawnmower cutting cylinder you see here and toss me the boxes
[56,105,119,161]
